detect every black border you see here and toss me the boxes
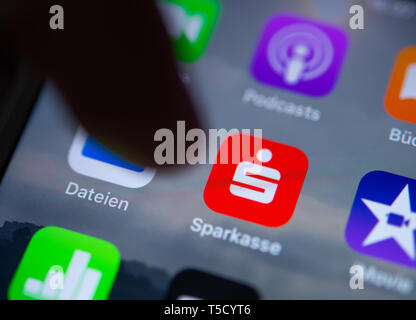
[166,269,260,300]
[0,61,43,182]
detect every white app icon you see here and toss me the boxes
[400,63,416,100]
[68,127,156,188]
[229,148,280,204]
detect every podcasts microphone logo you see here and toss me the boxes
[251,14,349,97]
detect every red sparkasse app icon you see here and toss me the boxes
[204,134,308,227]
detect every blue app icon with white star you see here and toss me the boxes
[346,171,416,268]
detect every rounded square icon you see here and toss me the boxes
[251,13,349,97]
[158,0,221,62]
[8,227,120,300]
[204,134,308,227]
[385,47,416,124]
[345,171,416,269]
[68,127,156,188]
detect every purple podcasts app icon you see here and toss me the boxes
[251,14,348,97]
[346,171,416,269]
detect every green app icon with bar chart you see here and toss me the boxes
[8,227,120,300]
[158,0,221,62]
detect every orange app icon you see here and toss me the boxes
[385,47,416,124]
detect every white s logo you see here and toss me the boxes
[229,149,280,204]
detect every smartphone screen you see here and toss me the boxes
[1,0,416,299]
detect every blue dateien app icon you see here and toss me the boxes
[68,127,155,188]
[345,171,416,269]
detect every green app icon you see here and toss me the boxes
[8,227,120,300]
[158,0,221,62]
